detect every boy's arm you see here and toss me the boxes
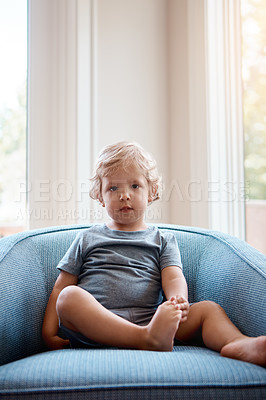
[42,270,78,350]
[161,266,189,322]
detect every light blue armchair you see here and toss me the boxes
[0,224,265,399]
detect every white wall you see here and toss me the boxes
[28,0,245,237]
[95,0,169,224]
[28,0,171,228]
[93,0,212,228]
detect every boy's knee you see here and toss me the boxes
[196,300,224,315]
[56,285,79,317]
[200,300,219,307]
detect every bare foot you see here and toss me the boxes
[220,336,266,366]
[143,300,182,352]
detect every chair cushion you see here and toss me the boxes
[0,347,265,399]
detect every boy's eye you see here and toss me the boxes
[109,186,118,192]
[132,184,139,189]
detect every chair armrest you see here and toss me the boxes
[195,232,266,337]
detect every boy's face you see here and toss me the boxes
[101,165,152,231]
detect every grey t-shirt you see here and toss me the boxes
[57,224,182,309]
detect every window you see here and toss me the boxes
[0,0,28,237]
[6,0,263,247]
[241,0,266,254]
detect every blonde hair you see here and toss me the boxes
[89,141,161,203]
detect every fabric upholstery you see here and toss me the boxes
[0,224,265,399]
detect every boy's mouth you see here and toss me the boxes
[120,206,133,212]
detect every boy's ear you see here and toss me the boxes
[149,184,159,203]
[97,195,105,207]
[148,199,153,205]
[148,194,153,204]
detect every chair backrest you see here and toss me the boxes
[0,223,265,366]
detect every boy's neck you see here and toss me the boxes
[106,220,148,232]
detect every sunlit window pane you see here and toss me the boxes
[0,0,27,237]
[241,0,266,254]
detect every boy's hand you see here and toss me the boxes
[44,335,70,350]
[170,296,189,323]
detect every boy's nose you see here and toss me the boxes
[120,191,130,200]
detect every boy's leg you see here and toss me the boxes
[175,301,266,366]
[56,285,182,351]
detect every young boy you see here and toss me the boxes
[42,141,266,366]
